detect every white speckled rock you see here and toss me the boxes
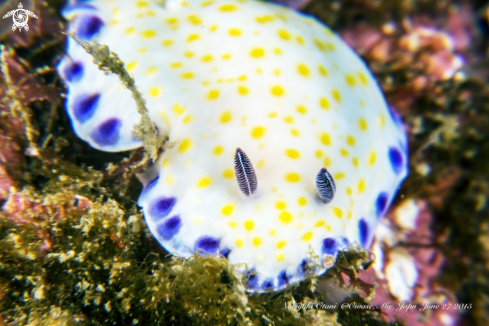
[58,0,408,291]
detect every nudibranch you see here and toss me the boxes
[58,0,408,291]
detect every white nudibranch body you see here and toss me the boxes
[58,0,408,291]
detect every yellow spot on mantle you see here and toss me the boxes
[220,111,232,123]
[352,157,359,167]
[141,29,156,38]
[318,65,328,76]
[187,14,202,25]
[323,157,332,167]
[296,105,307,114]
[358,72,369,85]
[326,42,336,50]
[358,179,366,193]
[212,145,223,156]
[146,66,157,75]
[173,104,185,115]
[359,118,368,131]
[219,4,237,11]
[201,54,213,62]
[277,29,291,41]
[279,211,292,223]
[222,205,234,216]
[285,172,300,183]
[181,72,194,79]
[228,28,241,36]
[302,232,313,242]
[222,169,234,179]
[183,115,193,124]
[298,197,307,206]
[236,238,243,248]
[250,48,265,58]
[149,87,160,97]
[379,115,385,128]
[178,138,192,153]
[244,220,254,231]
[276,201,286,210]
[197,177,212,188]
[283,116,294,124]
[334,172,345,180]
[256,15,275,23]
[126,61,137,72]
[276,253,285,262]
[207,89,220,100]
[333,207,343,218]
[238,85,249,95]
[320,97,330,110]
[345,74,356,87]
[369,152,377,165]
[187,33,200,42]
[277,240,287,249]
[252,237,262,246]
[314,39,325,51]
[285,149,300,159]
[229,221,237,228]
[297,64,310,77]
[314,220,325,227]
[332,89,341,102]
[271,85,284,97]
[251,126,265,139]
[346,135,356,146]
[320,133,331,146]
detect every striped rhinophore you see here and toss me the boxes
[316,168,336,203]
[234,148,258,196]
